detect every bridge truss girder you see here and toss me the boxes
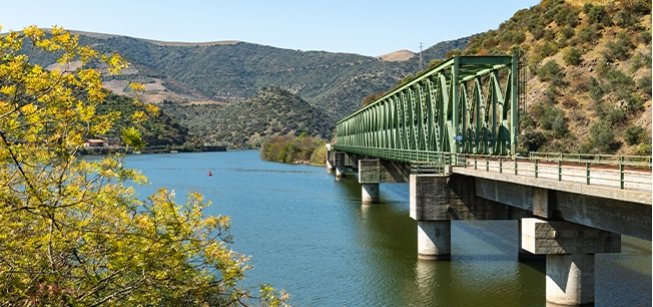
[335,54,519,161]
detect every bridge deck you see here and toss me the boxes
[452,156,651,205]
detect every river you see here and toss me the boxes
[125,150,651,306]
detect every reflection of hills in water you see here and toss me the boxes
[153,167,318,174]
[226,168,318,174]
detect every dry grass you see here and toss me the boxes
[377,50,415,62]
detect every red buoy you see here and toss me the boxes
[208,170,213,176]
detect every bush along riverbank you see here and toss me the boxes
[261,133,327,165]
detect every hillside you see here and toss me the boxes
[66,32,469,117]
[70,34,403,119]
[161,87,333,148]
[26,31,463,148]
[378,50,416,62]
[97,94,191,146]
[459,0,651,154]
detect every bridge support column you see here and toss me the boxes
[417,220,451,260]
[334,152,346,179]
[325,144,334,173]
[361,183,379,203]
[410,174,451,260]
[521,218,620,305]
[358,159,380,203]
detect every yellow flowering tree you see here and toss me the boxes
[0,25,286,305]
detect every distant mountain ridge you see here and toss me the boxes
[29,30,465,147]
[66,31,469,118]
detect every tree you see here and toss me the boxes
[0,26,286,305]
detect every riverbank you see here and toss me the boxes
[260,134,326,165]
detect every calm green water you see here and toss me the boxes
[125,151,651,306]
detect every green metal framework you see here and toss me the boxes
[335,54,519,162]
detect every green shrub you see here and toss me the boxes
[557,26,575,47]
[602,33,634,62]
[577,25,601,44]
[638,75,652,99]
[629,52,652,72]
[635,143,652,155]
[638,31,652,44]
[615,10,638,28]
[554,5,580,27]
[624,125,646,145]
[520,111,536,130]
[552,114,568,138]
[605,108,627,126]
[540,42,559,58]
[521,130,547,152]
[500,31,526,45]
[603,67,637,111]
[544,85,558,104]
[527,16,544,32]
[590,121,620,153]
[531,101,566,133]
[538,60,565,86]
[563,47,582,66]
[587,5,612,27]
[624,93,644,114]
[589,77,604,103]
[623,0,652,16]
[531,27,545,40]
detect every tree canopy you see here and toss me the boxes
[0,25,285,305]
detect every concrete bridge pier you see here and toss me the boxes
[334,152,347,180]
[521,218,620,305]
[358,159,380,203]
[325,144,335,173]
[410,174,451,260]
[416,220,451,260]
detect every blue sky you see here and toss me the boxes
[1,0,540,56]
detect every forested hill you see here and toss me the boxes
[71,33,468,119]
[160,87,333,148]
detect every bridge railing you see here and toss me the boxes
[334,145,454,165]
[333,144,651,191]
[528,152,652,168]
[456,154,651,191]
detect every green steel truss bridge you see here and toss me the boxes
[332,54,652,191]
[329,54,651,305]
[335,54,520,162]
